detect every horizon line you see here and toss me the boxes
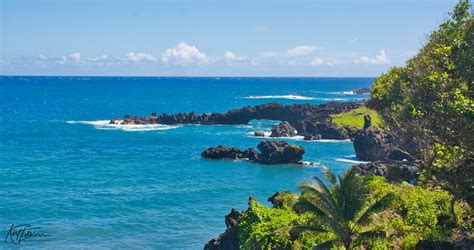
[0,74,378,78]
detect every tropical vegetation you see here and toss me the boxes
[214,1,474,249]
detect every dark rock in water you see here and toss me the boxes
[201,146,249,160]
[270,121,297,137]
[304,134,322,141]
[204,208,242,250]
[257,141,304,164]
[353,88,371,94]
[268,191,299,208]
[201,141,305,165]
[354,161,420,182]
[254,131,265,137]
[244,148,259,162]
[353,128,414,162]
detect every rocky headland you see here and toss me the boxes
[110,102,362,140]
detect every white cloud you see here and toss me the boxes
[224,51,238,61]
[287,45,319,56]
[309,58,324,66]
[356,50,390,65]
[222,50,258,65]
[126,52,157,62]
[161,42,210,66]
[58,52,82,64]
[89,55,109,62]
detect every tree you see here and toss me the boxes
[294,167,392,249]
[368,1,473,232]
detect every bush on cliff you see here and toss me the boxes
[368,0,473,232]
[364,176,472,248]
[330,107,384,132]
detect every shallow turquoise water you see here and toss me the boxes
[0,76,372,248]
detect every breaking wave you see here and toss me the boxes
[245,95,315,100]
[334,158,369,164]
[66,120,181,131]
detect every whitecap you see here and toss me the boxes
[334,158,369,164]
[245,95,315,100]
[326,91,355,95]
[66,120,181,132]
[312,139,352,143]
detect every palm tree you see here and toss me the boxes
[294,167,392,249]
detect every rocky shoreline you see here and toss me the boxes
[110,102,362,140]
[108,100,424,247]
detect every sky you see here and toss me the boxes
[0,0,461,76]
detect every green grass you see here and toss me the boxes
[330,106,384,131]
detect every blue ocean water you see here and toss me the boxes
[0,76,373,249]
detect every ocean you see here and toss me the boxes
[0,76,373,249]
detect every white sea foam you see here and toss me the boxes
[245,95,315,100]
[334,158,369,164]
[326,91,355,95]
[313,139,352,143]
[66,120,181,131]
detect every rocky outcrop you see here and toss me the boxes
[201,141,305,165]
[110,102,363,138]
[353,88,371,94]
[363,114,371,130]
[201,146,258,161]
[354,161,420,182]
[353,128,414,162]
[204,208,242,250]
[257,141,305,164]
[304,134,322,141]
[297,120,350,140]
[270,121,297,137]
[254,131,265,137]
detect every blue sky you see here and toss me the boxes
[0,0,460,76]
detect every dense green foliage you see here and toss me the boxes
[368,0,474,206]
[236,173,469,249]
[369,0,473,152]
[238,198,333,249]
[365,176,472,248]
[330,107,384,131]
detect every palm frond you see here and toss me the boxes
[313,239,336,250]
[355,194,393,227]
[294,197,331,220]
[353,230,386,246]
[307,177,340,219]
[322,167,337,186]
